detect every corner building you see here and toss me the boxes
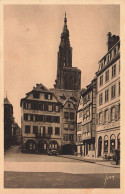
[20,84,62,153]
[96,33,120,157]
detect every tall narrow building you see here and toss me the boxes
[54,13,81,91]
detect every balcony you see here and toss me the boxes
[35,133,51,139]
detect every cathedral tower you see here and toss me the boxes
[54,13,81,91]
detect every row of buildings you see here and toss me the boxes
[20,14,120,157]
[77,32,120,157]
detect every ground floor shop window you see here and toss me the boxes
[104,135,108,153]
[110,134,115,153]
[117,134,120,149]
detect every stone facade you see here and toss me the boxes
[95,33,120,157]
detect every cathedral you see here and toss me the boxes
[54,13,81,92]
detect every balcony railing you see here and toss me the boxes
[35,133,51,139]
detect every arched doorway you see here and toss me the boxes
[117,134,120,149]
[25,140,36,153]
[38,140,47,154]
[110,134,115,153]
[98,136,102,157]
[62,144,75,155]
[104,135,108,153]
[49,141,58,150]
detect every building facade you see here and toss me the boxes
[20,84,62,153]
[95,32,120,157]
[76,78,97,157]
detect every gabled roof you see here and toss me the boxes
[61,97,76,109]
[20,83,61,106]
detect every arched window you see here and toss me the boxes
[104,135,108,153]
[110,134,115,153]
[117,134,120,149]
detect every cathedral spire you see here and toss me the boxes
[63,12,67,32]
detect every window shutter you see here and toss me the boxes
[115,105,118,121]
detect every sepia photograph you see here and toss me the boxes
[4,3,121,189]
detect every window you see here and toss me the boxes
[112,64,116,78]
[70,112,74,120]
[105,70,109,82]
[23,102,27,109]
[111,85,116,99]
[30,114,33,121]
[48,105,52,112]
[99,93,103,105]
[118,104,120,119]
[46,116,52,123]
[55,127,60,135]
[88,94,90,100]
[25,125,30,133]
[48,127,53,135]
[44,104,48,111]
[70,124,74,130]
[45,93,52,100]
[118,82,120,96]
[100,75,103,86]
[79,111,82,118]
[53,116,60,123]
[99,112,102,124]
[33,92,40,99]
[69,134,74,141]
[33,126,38,134]
[28,103,31,109]
[28,114,30,121]
[64,123,68,130]
[68,103,70,108]
[64,112,69,119]
[105,89,109,102]
[55,105,59,112]
[24,114,28,121]
[111,107,115,121]
[104,109,108,123]
[63,134,68,141]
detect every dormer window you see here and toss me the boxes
[45,93,52,100]
[33,92,40,99]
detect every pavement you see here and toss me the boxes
[4,146,120,188]
[58,154,120,168]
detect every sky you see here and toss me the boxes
[4,5,120,126]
